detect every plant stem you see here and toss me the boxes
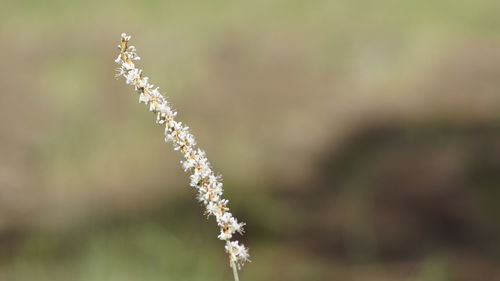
[230,259,240,281]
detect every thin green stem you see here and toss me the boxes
[230,259,240,281]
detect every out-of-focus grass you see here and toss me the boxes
[2,221,225,281]
[0,192,323,281]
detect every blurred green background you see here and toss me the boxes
[1,0,500,280]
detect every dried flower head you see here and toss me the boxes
[114,33,249,275]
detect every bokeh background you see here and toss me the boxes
[1,0,500,280]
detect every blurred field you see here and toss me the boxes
[1,0,500,280]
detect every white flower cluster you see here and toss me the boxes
[115,33,249,270]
